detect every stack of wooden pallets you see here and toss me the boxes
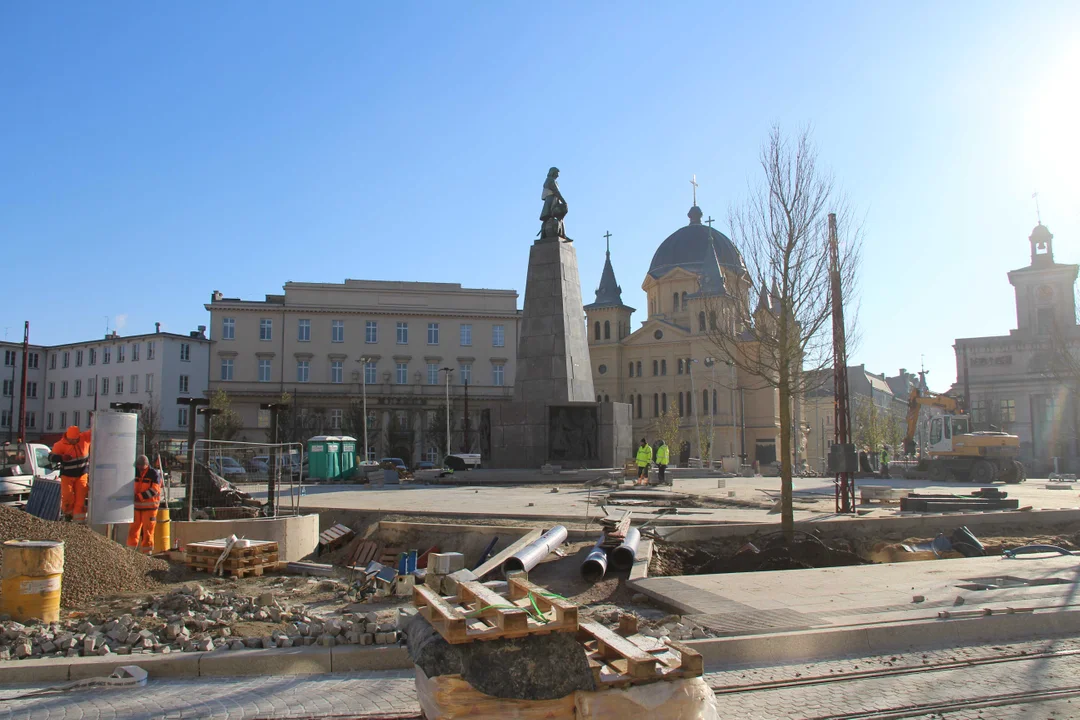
[598,510,632,550]
[184,539,279,578]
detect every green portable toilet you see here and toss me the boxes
[307,436,341,481]
[338,436,357,480]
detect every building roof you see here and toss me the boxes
[647,206,745,293]
[585,250,635,311]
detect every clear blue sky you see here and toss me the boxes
[2,2,1077,390]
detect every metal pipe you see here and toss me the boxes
[610,527,641,571]
[502,524,567,575]
[580,539,608,583]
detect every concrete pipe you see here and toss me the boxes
[610,527,641,571]
[502,525,568,575]
[580,539,608,583]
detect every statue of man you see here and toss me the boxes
[539,167,571,242]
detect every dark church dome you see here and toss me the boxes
[647,206,745,292]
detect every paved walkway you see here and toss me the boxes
[5,637,1080,718]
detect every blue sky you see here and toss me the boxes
[2,2,1077,390]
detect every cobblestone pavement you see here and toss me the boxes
[6,636,1080,718]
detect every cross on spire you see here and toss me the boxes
[705,216,715,227]
[603,230,612,254]
[690,174,699,206]
[1033,191,1042,224]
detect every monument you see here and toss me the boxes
[488,169,633,468]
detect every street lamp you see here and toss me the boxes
[441,367,454,461]
[688,359,702,466]
[703,359,718,469]
[356,357,372,463]
[177,397,209,519]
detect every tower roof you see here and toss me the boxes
[585,248,635,312]
[647,206,744,296]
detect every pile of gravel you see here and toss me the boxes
[0,506,171,607]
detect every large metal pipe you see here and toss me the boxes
[580,539,608,583]
[610,527,641,571]
[502,525,568,575]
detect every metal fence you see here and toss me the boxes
[178,439,304,520]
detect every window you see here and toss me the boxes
[637,394,642,419]
[132,343,140,361]
[179,375,189,394]
[653,394,659,417]
[364,361,377,384]
[146,373,154,393]
[115,376,123,394]
[130,374,138,393]
[493,324,505,347]
[330,409,343,430]
[594,322,601,341]
[2,350,13,366]
[26,381,37,399]
[331,360,343,384]
[628,395,634,416]
[673,293,679,312]
[652,360,658,376]
[27,352,38,369]
[87,377,96,396]
[89,348,97,366]
[103,347,110,364]
[298,319,311,342]
[395,322,408,344]
[62,352,70,368]
[59,411,66,428]
[602,322,610,341]
[73,411,80,429]
[76,350,83,367]
[25,412,36,429]
[50,353,56,370]
[0,379,9,396]
[118,345,125,363]
[662,393,667,412]
[428,363,439,385]
[460,324,472,346]
[1000,399,1016,423]
[147,341,155,360]
[4,410,15,428]
[661,359,667,375]
[331,320,344,343]
[48,382,55,399]
[74,379,82,397]
[1037,307,1053,335]
[428,323,440,345]
[258,359,271,382]
[930,417,942,444]
[396,362,408,384]
[222,317,235,340]
[220,358,234,381]
[46,412,53,430]
[709,311,718,331]
[970,399,986,425]
[703,389,709,415]
[493,363,505,386]
[297,361,310,383]
[628,362,634,377]
[635,361,642,377]
[459,363,472,385]
[180,343,190,361]
[686,392,692,415]
[426,446,440,463]
[365,321,377,343]
[678,392,685,415]
[61,381,68,398]
[100,378,107,396]
[178,407,188,428]
[698,312,706,331]
[260,319,273,341]
[681,292,688,310]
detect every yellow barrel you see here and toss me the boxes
[154,506,172,553]
[0,540,64,623]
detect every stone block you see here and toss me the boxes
[200,646,332,677]
[430,552,465,575]
[330,643,410,672]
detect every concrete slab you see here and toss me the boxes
[0,657,70,684]
[330,644,410,672]
[199,646,331,676]
[67,652,200,680]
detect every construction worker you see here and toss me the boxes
[50,425,91,523]
[128,455,162,554]
[635,438,653,486]
[656,440,670,486]
[880,446,891,479]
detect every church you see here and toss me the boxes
[585,204,786,468]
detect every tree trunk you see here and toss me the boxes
[778,361,794,542]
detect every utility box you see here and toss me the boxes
[307,436,342,481]
[828,443,859,474]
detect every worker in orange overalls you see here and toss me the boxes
[128,455,162,554]
[50,425,91,523]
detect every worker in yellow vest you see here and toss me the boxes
[635,438,653,486]
[655,440,670,486]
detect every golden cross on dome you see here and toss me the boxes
[690,175,699,206]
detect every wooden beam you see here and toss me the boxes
[473,529,542,579]
[579,621,658,679]
[458,581,528,634]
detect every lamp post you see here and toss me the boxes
[441,367,454,461]
[259,401,288,516]
[177,397,209,519]
[357,358,372,463]
[703,359,718,469]
[688,359,702,466]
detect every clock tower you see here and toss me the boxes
[1007,224,1078,337]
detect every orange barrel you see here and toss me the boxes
[154,505,172,553]
[0,540,64,623]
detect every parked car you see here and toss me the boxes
[415,461,435,471]
[252,454,302,475]
[380,457,407,471]
[246,459,270,474]
[208,456,247,478]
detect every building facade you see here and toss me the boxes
[954,223,1079,472]
[205,279,520,467]
[1,340,47,442]
[1,327,210,444]
[586,205,784,467]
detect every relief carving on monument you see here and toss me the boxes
[548,406,599,462]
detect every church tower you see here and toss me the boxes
[1008,224,1079,337]
[585,234,635,346]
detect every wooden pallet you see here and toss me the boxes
[413,575,579,644]
[185,562,269,578]
[184,539,279,578]
[577,620,703,688]
[185,539,279,559]
[319,523,354,552]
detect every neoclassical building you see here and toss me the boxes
[586,205,784,466]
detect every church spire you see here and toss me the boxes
[585,231,633,311]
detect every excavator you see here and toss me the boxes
[903,388,1025,484]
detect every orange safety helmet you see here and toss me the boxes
[65,425,81,441]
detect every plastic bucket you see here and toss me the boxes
[154,505,172,553]
[0,540,64,623]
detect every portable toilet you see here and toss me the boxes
[307,436,342,481]
[338,436,357,480]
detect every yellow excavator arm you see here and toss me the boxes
[903,389,962,454]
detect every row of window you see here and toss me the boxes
[44,341,163,371]
[626,357,696,378]
[624,390,723,420]
[2,380,37,398]
[228,358,504,386]
[969,398,1018,424]
[40,374,160,399]
[0,409,88,431]
[3,351,40,369]
[238,317,505,348]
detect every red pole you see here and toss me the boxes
[829,216,855,514]
[16,321,28,442]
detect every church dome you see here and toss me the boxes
[647,206,746,290]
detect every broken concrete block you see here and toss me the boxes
[442,569,478,596]
[425,573,446,593]
[429,552,465,575]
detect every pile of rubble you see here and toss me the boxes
[0,583,407,662]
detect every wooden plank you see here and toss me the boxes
[579,621,657,679]
[413,585,468,643]
[506,575,578,629]
[473,529,542,579]
[618,614,639,636]
[457,581,528,634]
[665,640,703,676]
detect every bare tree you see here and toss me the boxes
[138,392,162,457]
[705,126,861,539]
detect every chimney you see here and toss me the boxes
[212,290,223,302]
[197,325,207,339]
[155,322,161,333]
